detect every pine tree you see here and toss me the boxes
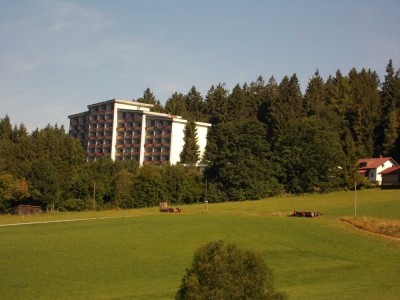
[136,88,164,112]
[204,120,278,201]
[0,115,13,140]
[204,84,229,124]
[180,121,200,164]
[185,86,205,121]
[347,68,381,157]
[227,83,249,121]
[377,60,400,159]
[304,70,326,116]
[164,92,187,116]
[247,76,267,119]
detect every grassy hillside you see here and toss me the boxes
[0,190,399,299]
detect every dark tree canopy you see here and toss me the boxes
[1,59,400,211]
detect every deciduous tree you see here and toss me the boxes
[176,240,287,300]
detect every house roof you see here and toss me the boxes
[357,157,399,169]
[380,166,400,175]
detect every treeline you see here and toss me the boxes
[148,60,400,199]
[0,122,203,212]
[1,60,399,212]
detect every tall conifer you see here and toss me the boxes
[180,121,200,164]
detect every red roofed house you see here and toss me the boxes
[380,166,400,187]
[357,157,399,186]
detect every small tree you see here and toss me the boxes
[176,240,287,300]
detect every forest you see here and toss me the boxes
[0,60,399,212]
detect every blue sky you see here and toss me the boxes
[1,0,399,131]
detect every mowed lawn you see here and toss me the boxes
[0,190,399,299]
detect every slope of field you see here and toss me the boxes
[0,190,399,299]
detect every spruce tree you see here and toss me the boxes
[377,60,400,159]
[180,121,200,164]
[185,86,205,121]
[164,92,187,116]
[347,68,381,157]
[136,88,164,112]
[304,70,326,116]
[204,84,229,124]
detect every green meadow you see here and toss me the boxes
[0,190,399,299]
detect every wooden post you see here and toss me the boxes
[354,181,357,219]
[93,181,96,211]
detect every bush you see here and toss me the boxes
[58,198,86,212]
[176,240,287,300]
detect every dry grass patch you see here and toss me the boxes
[342,217,400,238]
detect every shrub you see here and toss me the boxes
[176,240,287,300]
[58,198,86,212]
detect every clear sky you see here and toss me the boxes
[1,0,399,131]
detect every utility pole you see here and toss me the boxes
[93,181,96,211]
[354,181,357,219]
[205,179,208,212]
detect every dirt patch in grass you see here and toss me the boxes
[342,217,400,239]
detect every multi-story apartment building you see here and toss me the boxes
[68,99,211,165]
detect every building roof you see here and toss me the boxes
[357,157,399,169]
[380,166,400,175]
[87,99,154,109]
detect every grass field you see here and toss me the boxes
[0,190,399,299]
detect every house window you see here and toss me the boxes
[370,172,374,178]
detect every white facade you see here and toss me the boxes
[68,99,211,165]
[358,157,399,185]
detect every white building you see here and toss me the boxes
[68,99,211,165]
[357,157,399,185]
